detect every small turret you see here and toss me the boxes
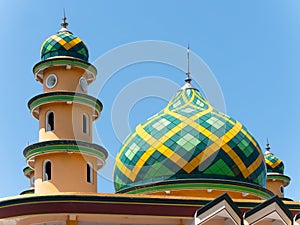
[264,141,290,198]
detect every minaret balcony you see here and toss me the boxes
[28,91,102,120]
[23,140,108,170]
[33,57,97,84]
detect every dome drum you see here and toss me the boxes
[116,179,274,199]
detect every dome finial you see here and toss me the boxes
[58,9,72,34]
[61,8,68,28]
[180,44,197,90]
[265,138,271,154]
[185,43,192,83]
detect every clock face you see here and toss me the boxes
[46,74,57,88]
[80,77,88,92]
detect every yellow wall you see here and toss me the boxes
[34,153,97,194]
[66,220,78,225]
[43,66,88,93]
[29,171,35,188]
[266,179,284,198]
[149,188,264,200]
[39,103,92,142]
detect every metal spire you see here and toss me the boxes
[61,8,69,28]
[185,43,191,83]
[180,43,197,90]
[265,138,271,154]
[58,9,72,34]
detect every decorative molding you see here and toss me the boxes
[28,92,102,120]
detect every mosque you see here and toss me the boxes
[0,16,300,225]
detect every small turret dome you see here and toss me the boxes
[264,143,284,174]
[40,19,89,62]
[113,82,267,193]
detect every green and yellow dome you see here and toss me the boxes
[114,82,267,193]
[264,144,284,174]
[40,28,89,62]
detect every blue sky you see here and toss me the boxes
[1,1,300,200]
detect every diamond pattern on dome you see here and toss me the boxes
[125,143,140,161]
[40,31,89,61]
[176,133,200,151]
[195,99,205,107]
[181,107,195,113]
[173,100,181,108]
[203,159,235,177]
[152,118,171,131]
[114,88,266,192]
[265,153,284,174]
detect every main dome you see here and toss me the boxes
[114,84,266,193]
[40,29,89,62]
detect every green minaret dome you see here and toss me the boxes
[264,144,284,174]
[40,26,89,62]
[114,82,266,193]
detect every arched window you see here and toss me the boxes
[87,162,93,183]
[83,113,89,134]
[46,111,54,131]
[43,160,52,181]
[280,185,284,194]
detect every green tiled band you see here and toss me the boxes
[20,189,34,195]
[23,140,108,163]
[28,92,102,120]
[33,58,97,83]
[120,179,273,199]
[23,166,33,177]
[267,174,291,183]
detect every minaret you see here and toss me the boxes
[23,15,107,194]
[264,141,290,198]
